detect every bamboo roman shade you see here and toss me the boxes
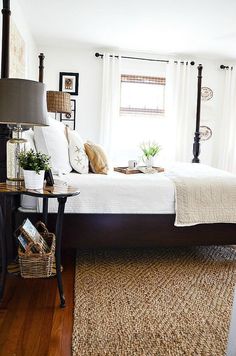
[120,74,166,115]
[47,91,71,114]
[121,75,166,85]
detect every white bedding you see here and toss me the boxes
[173,175,236,226]
[20,163,234,215]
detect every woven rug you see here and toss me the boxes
[72,246,236,356]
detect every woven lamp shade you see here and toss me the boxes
[47,91,71,114]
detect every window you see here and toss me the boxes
[120,75,166,116]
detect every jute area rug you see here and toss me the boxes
[72,246,236,356]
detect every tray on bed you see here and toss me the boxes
[114,166,164,174]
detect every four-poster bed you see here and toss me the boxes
[1,0,236,250]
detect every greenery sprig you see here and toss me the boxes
[18,149,51,174]
[140,141,161,159]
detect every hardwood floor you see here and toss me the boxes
[0,250,75,356]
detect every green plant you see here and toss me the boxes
[18,149,50,174]
[140,141,161,159]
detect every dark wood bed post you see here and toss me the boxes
[0,0,15,262]
[0,0,11,182]
[192,64,203,163]
[38,52,45,83]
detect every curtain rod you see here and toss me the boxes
[220,64,233,70]
[95,52,195,65]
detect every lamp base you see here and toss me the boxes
[6,125,27,183]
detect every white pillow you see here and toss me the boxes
[67,128,89,174]
[22,128,36,152]
[34,117,72,175]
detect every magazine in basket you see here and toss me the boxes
[19,218,50,253]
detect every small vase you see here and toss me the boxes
[23,170,45,190]
[145,157,154,168]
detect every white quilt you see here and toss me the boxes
[173,175,236,226]
[20,163,235,219]
[37,169,175,214]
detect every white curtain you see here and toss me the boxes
[214,68,236,173]
[165,61,197,162]
[100,53,121,156]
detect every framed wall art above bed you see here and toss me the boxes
[59,72,79,96]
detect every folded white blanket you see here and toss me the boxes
[172,176,236,226]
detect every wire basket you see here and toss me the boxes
[18,221,56,279]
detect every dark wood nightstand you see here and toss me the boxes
[0,183,79,308]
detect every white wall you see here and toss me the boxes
[0,0,38,80]
[39,46,225,166]
[40,45,102,142]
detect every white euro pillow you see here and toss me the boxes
[34,116,72,175]
[67,128,89,174]
[22,128,36,152]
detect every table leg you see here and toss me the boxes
[42,197,48,225]
[0,196,7,300]
[55,197,67,308]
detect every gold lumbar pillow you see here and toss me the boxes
[84,141,109,174]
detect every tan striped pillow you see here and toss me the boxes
[84,141,109,174]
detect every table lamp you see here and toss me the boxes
[46,91,71,119]
[0,78,48,184]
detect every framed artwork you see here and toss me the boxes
[65,99,76,119]
[10,20,26,78]
[59,72,79,95]
[44,169,54,186]
[60,99,76,130]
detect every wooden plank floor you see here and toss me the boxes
[0,250,75,356]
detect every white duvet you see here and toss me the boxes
[20,163,234,215]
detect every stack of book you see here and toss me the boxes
[16,218,50,254]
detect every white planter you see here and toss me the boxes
[145,156,154,168]
[23,170,45,190]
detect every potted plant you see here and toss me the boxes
[140,141,161,167]
[18,149,50,189]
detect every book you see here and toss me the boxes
[17,233,38,253]
[17,234,29,251]
[20,218,50,253]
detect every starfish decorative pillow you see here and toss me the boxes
[67,128,89,174]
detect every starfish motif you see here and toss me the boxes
[75,156,82,165]
[75,146,81,154]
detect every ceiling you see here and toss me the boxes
[18,0,236,60]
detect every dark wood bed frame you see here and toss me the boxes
[1,0,236,249]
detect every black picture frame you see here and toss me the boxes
[65,99,76,119]
[60,99,76,130]
[59,72,79,96]
[45,169,54,186]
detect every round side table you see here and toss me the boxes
[0,183,80,308]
